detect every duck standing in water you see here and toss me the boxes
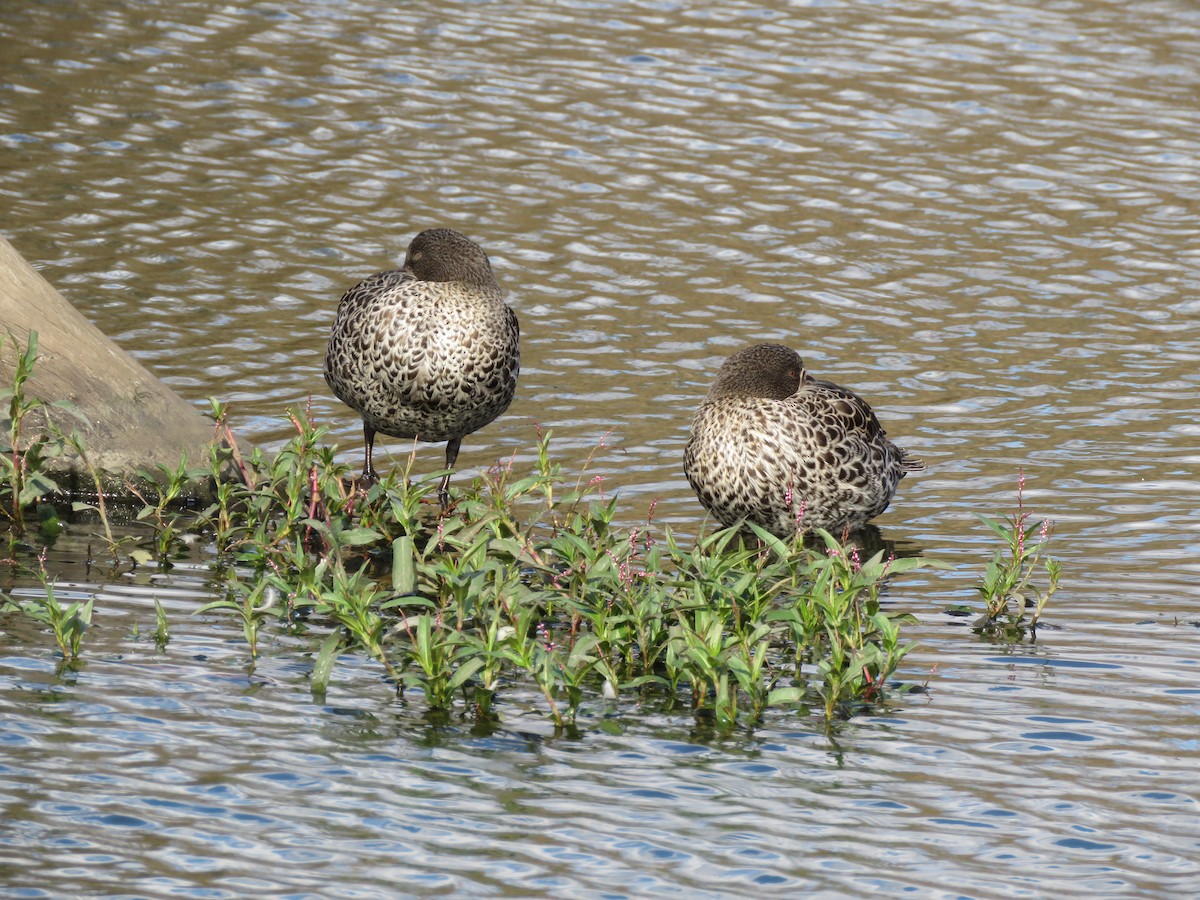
[323,228,520,507]
[683,343,923,538]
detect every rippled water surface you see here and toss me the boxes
[3,0,1200,896]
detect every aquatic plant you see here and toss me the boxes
[975,470,1061,637]
[128,456,195,564]
[153,598,170,650]
[61,429,119,560]
[128,597,172,652]
[1,551,92,664]
[0,347,957,728]
[176,412,945,728]
[196,570,281,659]
[0,331,71,530]
[0,334,142,565]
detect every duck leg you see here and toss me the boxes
[361,422,379,483]
[438,436,463,509]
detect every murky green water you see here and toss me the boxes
[3,0,1200,896]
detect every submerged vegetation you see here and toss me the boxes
[0,338,1061,729]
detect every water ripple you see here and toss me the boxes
[4,0,1200,896]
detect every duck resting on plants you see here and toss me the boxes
[683,342,923,539]
[323,228,520,507]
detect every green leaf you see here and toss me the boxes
[448,656,485,690]
[381,594,434,613]
[153,598,170,641]
[392,536,415,594]
[567,633,601,668]
[502,474,548,499]
[621,673,670,690]
[747,522,796,559]
[484,537,533,562]
[19,470,59,504]
[766,686,807,706]
[883,555,953,575]
[311,630,343,699]
[976,514,1012,542]
[332,526,384,546]
[194,599,241,615]
[726,653,755,687]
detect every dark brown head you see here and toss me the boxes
[402,228,497,289]
[706,343,806,401]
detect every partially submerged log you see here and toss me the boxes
[0,234,234,500]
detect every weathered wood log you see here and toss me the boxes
[1,234,233,499]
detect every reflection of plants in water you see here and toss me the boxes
[975,470,1061,640]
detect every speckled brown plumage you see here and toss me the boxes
[683,343,923,537]
[323,228,520,505]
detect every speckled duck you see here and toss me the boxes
[683,343,923,537]
[323,228,520,506]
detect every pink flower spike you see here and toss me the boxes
[587,473,606,500]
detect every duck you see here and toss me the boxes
[323,228,520,507]
[683,343,923,538]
